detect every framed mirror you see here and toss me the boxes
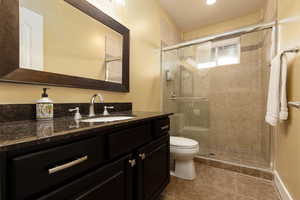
[0,0,130,92]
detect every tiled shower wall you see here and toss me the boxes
[163,29,272,169]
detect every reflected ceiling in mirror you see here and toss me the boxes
[20,0,123,84]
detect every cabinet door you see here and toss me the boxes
[76,172,126,200]
[136,135,170,200]
[37,155,134,200]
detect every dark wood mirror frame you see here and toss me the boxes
[0,0,130,92]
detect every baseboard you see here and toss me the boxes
[274,170,294,200]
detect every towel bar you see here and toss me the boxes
[282,48,300,54]
[281,48,300,59]
[288,102,300,109]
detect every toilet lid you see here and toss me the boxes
[170,136,198,148]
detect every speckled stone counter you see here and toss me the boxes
[0,112,172,152]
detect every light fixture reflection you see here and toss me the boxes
[206,0,216,5]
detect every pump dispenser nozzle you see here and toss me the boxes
[42,88,50,98]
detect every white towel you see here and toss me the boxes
[279,54,288,120]
[265,53,289,126]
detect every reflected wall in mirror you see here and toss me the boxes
[0,0,129,92]
[20,0,123,84]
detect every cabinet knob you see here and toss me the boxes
[128,159,136,167]
[139,153,146,160]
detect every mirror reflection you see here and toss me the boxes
[19,0,123,83]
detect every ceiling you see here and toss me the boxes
[160,0,267,32]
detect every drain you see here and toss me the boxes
[199,152,217,157]
[209,153,216,157]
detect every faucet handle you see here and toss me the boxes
[69,107,82,120]
[103,106,114,116]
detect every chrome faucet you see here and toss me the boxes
[89,94,104,117]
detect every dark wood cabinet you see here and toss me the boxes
[76,172,127,200]
[153,118,170,138]
[136,136,170,200]
[37,155,133,200]
[1,117,170,200]
[108,123,152,159]
[10,137,106,200]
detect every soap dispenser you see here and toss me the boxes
[36,88,54,121]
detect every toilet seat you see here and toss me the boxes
[170,136,199,149]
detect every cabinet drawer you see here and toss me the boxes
[153,118,170,138]
[9,137,106,200]
[108,123,152,159]
[37,155,132,200]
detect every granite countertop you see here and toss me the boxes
[0,112,172,152]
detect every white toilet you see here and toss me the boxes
[170,136,199,180]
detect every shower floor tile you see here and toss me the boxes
[199,149,270,169]
[161,162,281,200]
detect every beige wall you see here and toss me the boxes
[160,7,182,46]
[263,0,277,23]
[183,11,263,41]
[275,0,300,199]
[0,0,177,112]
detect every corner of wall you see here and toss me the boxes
[159,6,182,46]
[274,170,295,200]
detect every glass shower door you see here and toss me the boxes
[162,29,272,169]
[163,48,211,156]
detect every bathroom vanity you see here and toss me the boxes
[0,0,171,198]
[0,111,171,200]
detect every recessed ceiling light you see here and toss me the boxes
[206,0,216,5]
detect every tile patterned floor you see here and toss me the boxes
[161,162,281,200]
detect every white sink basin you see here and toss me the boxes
[81,116,135,123]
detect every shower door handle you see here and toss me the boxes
[169,93,177,100]
[288,101,300,109]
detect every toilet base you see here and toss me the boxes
[172,159,196,180]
